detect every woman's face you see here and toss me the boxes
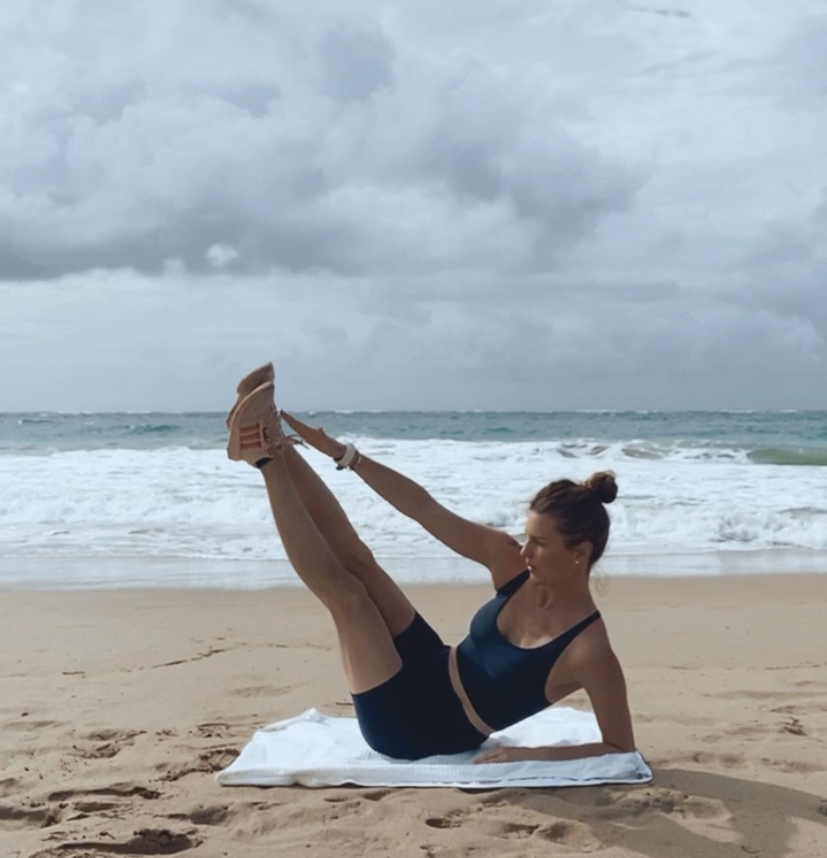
[520,511,588,579]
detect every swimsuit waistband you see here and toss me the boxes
[448,647,495,736]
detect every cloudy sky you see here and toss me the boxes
[1,0,825,411]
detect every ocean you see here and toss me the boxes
[1,410,825,589]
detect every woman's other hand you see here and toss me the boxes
[280,411,348,460]
[473,745,537,764]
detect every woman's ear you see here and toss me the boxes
[574,541,593,567]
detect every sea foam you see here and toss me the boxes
[2,439,825,585]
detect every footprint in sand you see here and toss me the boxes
[71,729,146,760]
[686,751,748,770]
[195,721,232,738]
[194,718,256,739]
[2,784,164,841]
[425,809,603,851]
[85,729,144,743]
[157,748,239,782]
[167,805,232,826]
[496,821,539,838]
[0,801,61,829]
[29,826,201,856]
[321,790,391,808]
[534,819,602,850]
[603,787,729,825]
[48,784,161,803]
[780,717,807,736]
[42,784,163,827]
[425,816,462,829]
[67,799,120,814]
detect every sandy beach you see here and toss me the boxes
[2,570,826,858]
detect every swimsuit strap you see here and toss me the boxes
[495,569,530,597]
[554,610,602,650]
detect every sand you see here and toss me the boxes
[1,571,826,858]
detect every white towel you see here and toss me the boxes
[216,707,652,789]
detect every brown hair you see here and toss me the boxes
[529,471,618,567]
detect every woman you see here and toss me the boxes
[226,363,635,762]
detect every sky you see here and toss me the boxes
[1,0,826,412]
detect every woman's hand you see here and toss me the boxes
[280,411,348,460]
[473,745,538,764]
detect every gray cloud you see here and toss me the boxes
[1,1,826,410]
[0,1,641,282]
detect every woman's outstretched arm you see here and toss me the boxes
[281,412,524,588]
[353,453,525,587]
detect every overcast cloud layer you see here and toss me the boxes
[1,0,826,411]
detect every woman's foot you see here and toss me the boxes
[225,362,275,429]
[227,381,285,464]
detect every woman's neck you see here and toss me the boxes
[527,571,594,616]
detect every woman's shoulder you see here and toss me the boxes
[543,612,616,692]
[562,613,615,666]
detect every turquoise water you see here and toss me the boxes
[3,410,827,465]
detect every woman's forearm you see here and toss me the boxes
[351,455,438,522]
[474,742,631,764]
[279,411,459,538]
[530,742,628,761]
[347,449,515,571]
[280,411,439,521]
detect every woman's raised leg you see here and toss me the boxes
[280,443,415,637]
[228,381,403,693]
[259,453,403,693]
[228,363,415,637]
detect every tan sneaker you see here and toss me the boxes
[227,381,284,464]
[225,362,275,429]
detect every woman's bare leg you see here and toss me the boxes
[259,453,402,693]
[281,443,415,636]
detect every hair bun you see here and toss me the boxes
[584,471,618,504]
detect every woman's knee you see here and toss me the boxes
[322,571,373,617]
[343,541,380,578]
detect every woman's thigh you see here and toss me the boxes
[352,647,487,760]
[392,611,445,668]
[345,548,417,637]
